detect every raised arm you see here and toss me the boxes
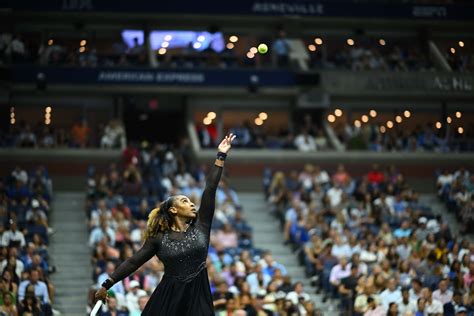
[94,236,160,302]
[198,133,235,227]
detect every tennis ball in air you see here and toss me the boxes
[258,43,268,54]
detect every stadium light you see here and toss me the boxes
[203,117,212,125]
[380,126,386,133]
[447,116,452,124]
[435,122,442,129]
[158,48,167,55]
[308,44,316,52]
[80,40,87,47]
[327,114,336,123]
[229,35,238,43]
[161,42,169,48]
[164,35,173,41]
[254,118,263,126]
[250,47,258,54]
[354,120,361,128]
[207,112,217,120]
[395,115,403,123]
[226,43,234,49]
[361,115,369,123]
[459,41,464,47]
[379,39,386,46]
[334,109,343,117]
[386,121,394,129]
[403,110,411,118]
[455,111,462,118]
[370,110,377,118]
[197,35,205,42]
[347,39,355,46]
[193,42,202,49]
[48,39,54,46]
[450,47,456,54]
[458,127,464,134]
[315,38,323,45]
[246,52,255,59]
[259,112,268,120]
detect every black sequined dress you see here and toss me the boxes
[109,164,223,315]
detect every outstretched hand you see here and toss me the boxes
[218,133,236,154]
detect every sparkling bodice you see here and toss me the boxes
[158,223,209,281]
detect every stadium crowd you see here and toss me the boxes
[322,40,434,72]
[197,115,329,151]
[264,163,474,315]
[0,119,126,150]
[0,165,57,315]
[85,142,319,315]
[437,168,474,235]
[337,122,474,152]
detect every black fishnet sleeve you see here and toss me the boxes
[109,236,160,284]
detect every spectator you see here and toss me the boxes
[1,221,25,248]
[18,269,50,304]
[398,287,417,315]
[432,278,453,305]
[422,287,443,316]
[100,297,128,316]
[130,295,149,316]
[379,278,402,310]
[89,219,116,248]
[8,34,26,62]
[294,129,317,152]
[101,119,127,150]
[71,119,91,148]
[125,280,147,314]
[364,296,385,316]
[272,30,290,67]
[339,264,360,315]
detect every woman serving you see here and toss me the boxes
[95,133,236,315]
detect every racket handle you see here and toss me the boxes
[90,300,103,316]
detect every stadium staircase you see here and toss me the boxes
[240,192,338,314]
[50,192,91,316]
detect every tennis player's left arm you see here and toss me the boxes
[198,133,235,226]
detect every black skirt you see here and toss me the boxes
[142,268,214,316]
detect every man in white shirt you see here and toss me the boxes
[18,269,50,304]
[313,165,330,186]
[126,280,147,314]
[329,257,351,289]
[89,220,116,247]
[423,287,443,316]
[432,278,453,305]
[1,221,25,247]
[379,278,402,311]
[294,130,317,152]
[326,185,343,208]
[130,295,150,316]
[397,288,417,315]
[89,199,113,229]
[437,170,454,195]
[286,282,311,305]
[409,278,423,302]
[331,236,352,259]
